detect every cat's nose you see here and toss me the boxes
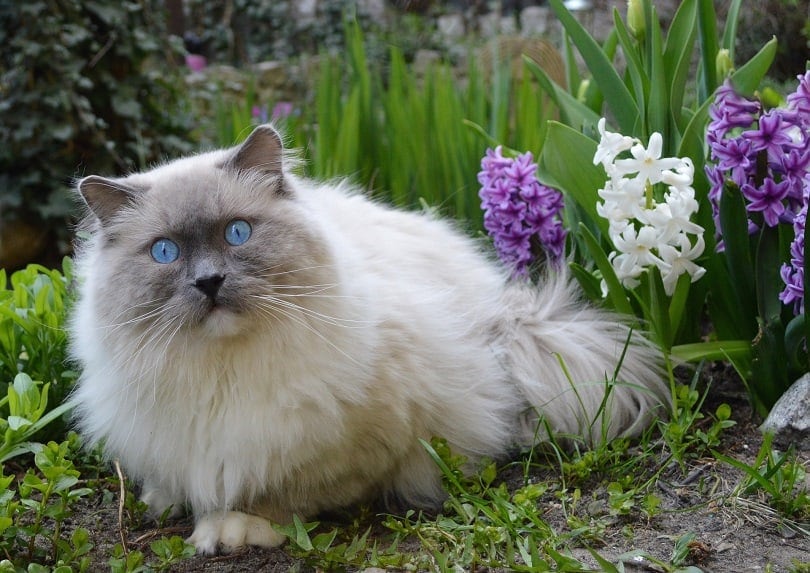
[194,273,226,300]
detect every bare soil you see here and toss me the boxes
[62,367,808,573]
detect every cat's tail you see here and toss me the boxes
[498,269,671,447]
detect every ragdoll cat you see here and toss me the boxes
[69,124,669,554]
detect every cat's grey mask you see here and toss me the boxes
[78,124,284,226]
[75,125,320,338]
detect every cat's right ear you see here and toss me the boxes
[78,176,140,225]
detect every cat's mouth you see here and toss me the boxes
[198,301,245,337]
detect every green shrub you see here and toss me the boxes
[0,0,195,258]
[0,260,74,442]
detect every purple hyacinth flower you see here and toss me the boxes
[781,204,808,315]
[710,137,755,187]
[478,146,566,277]
[741,178,791,227]
[787,70,810,120]
[708,81,761,137]
[742,110,796,163]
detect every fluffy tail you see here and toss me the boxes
[499,270,671,447]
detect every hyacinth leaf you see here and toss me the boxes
[677,95,713,177]
[561,30,579,107]
[639,267,672,350]
[721,0,743,59]
[668,273,692,345]
[718,184,757,336]
[612,10,647,127]
[577,223,634,317]
[647,5,669,145]
[547,0,639,135]
[662,0,697,131]
[728,37,778,97]
[785,315,807,372]
[523,56,600,132]
[677,38,774,178]
[696,0,719,102]
[568,262,603,303]
[751,319,791,413]
[755,226,784,323]
[538,121,607,232]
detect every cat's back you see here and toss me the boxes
[290,176,506,301]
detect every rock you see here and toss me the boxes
[760,373,810,451]
[437,13,465,41]
[520,6,551,37]
[357,0,387,21]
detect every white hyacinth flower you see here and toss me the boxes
[594,119,706,296]
[593,117,635,167]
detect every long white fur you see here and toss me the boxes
[69,129,669,554]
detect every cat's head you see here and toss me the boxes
[76,125,333,340]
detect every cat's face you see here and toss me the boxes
[77,126,332,341]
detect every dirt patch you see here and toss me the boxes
[63,368,808,572]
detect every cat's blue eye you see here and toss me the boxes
[150,238,180,264]
[225,219,252,246]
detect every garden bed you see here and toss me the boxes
[58,368,808,572]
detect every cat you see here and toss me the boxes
[69,124,669,554]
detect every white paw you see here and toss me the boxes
[187,511,286,554]
[139,487,183,520]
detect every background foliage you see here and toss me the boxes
[0,0,194,256]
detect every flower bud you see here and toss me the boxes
[576,78,591,103]
[715,48,734,80]
[627,0,645,39]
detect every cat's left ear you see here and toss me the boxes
[225,124,283,177]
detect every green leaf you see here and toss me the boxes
[668,273,692,343]
[538,122,608,237]
[547,0,639,134]
[696,0,720,101]
[713,449,779,497]
[721,0,744,59]
[578,223,635,317]
[612,8,648,131]
[588,548,621,573]
[291,514,314,551]
[647,6,669,141]
[755,226,783,322]
[7,415,32,431]
[569,262,603,302]
[785,314,808,370]
[523,56,600,132]
[663,0,698,129]
[670,340,751,362]
[718,183,757,330]
[729,37,778,97]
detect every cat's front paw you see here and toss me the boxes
[188,511,286,554]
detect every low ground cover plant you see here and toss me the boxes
[0,0,808,570]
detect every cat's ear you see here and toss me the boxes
[78,175,140,225]
[225,124,283,176]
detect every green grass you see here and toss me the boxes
[211,21,556,230]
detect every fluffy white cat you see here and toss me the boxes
[69,125,669,554]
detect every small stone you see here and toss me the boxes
[520,6,550,36]
[760,374,810,451]
[437,14,465,41]
[715,541,735,553]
